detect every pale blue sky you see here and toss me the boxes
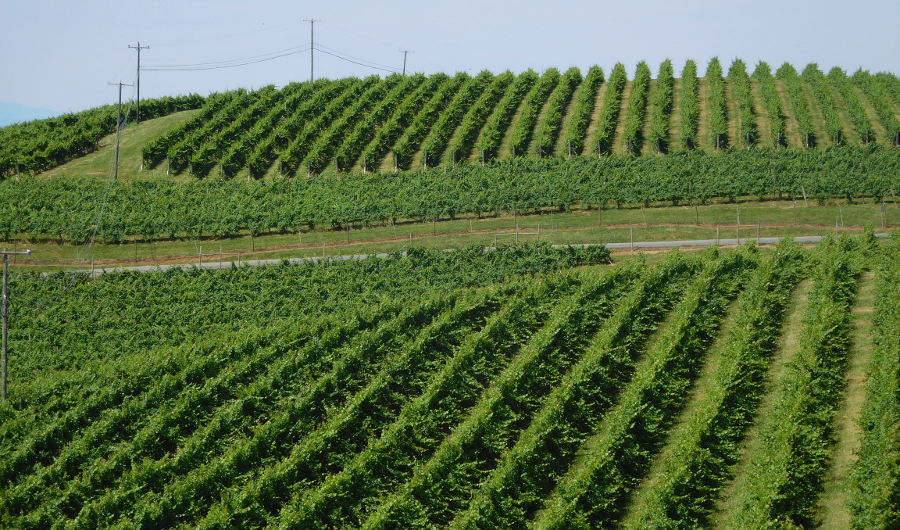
[2,0,899,114]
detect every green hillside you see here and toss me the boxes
[4,59,900,181]
[3,235,899,528]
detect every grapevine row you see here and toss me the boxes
[678,59,700,148]
[622,61,652,154]
[303,74,406,174]
[802,63,845,145]
[219,81,309,177]
[142,92,232,168]
[445,71,515,163]
[752,61,787,147]
[359,73,449,171]
[167,89,258,173]
[648,59,675,153]
[592,63,628,154]
[850,234,900,528]
[724,236,863,528]
[532,66,582,156]
[532,248,753,530]
[190,85,282,177]
[334,74,427,171]
[729,58,757,146]
[707,57,729,149]
[563,65,604,155]
[360,266,635,530]
[391,72,470,169]
[626,240,805,528]
[76,296,451,528]
[509,68,561,156]
[447,256,699,530]
[279,76,376,174]
[775,63,816,147]
[420,70,494,167]
[478,70,538,159]
[829,66,876,144]
[852,69,900,146]
[270,278,565,529]
[245,79,339,177]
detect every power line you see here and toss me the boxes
[314,43,402,71]
[313,46,402,74]
[143,46,311,71]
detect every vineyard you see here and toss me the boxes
[0,234,898,529]
[0,59,899,247]
[4,59,900,180]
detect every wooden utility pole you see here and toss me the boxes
[399,50,413,75]
[303,19,320,82]
[128,42,149,123]
[108,81,133,180]
[2,248,32,403]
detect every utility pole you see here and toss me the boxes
[128,42,149,123]
[2,248,32,403]
[303,19,319,82]
[108,81,133,180]
[399,50,414,75]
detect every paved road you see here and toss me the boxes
[79,233,889,278]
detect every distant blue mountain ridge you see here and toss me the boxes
[0,101,61,127]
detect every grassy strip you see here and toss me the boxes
[623,240,805,528]
[622,61,652,154]
[531,246,754,530]
[729,59,757,147]
[850,234,900,528]
[752,61,787,148]
[648,59,674,153]
[723,234,871,527]
[707,57,729,148]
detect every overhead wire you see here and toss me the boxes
[144,45,311,71]
[17,81,138,312]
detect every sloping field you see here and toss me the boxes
[2,234,898,529]
[4,59,900,181]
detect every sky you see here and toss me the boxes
[2,0,899,116]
